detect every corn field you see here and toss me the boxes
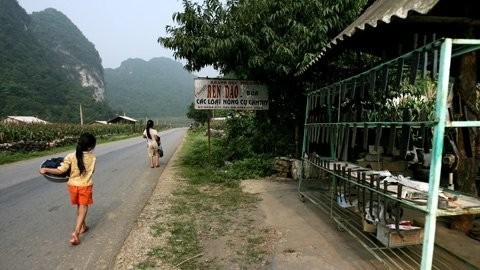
[0,123,143,144]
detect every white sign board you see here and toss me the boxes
[194,78,268,110]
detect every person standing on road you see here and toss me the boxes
[143,119,159,168]
[39,133,97,245]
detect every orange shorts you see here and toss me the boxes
[68,185,93,205]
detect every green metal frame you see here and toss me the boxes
[299,38,480,269]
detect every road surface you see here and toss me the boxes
[0,127,187,269]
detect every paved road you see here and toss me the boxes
[0,127,187,270]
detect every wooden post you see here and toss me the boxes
[207,116,211,165]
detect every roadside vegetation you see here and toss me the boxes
[136,123,276,269]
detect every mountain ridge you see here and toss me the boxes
[105,57,196,119]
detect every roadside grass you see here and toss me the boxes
[0,134,138,165]
[137,128,274,269]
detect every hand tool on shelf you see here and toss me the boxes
[357,170,362,210]
[342,166,347,204]
[369,175,375,221]
[347,168,353,206]
[384,181,389,224]
[376,177,382,221]
[395,184,404,238]
[362,172,367,215]
[334,164,339,203]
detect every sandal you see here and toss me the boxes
[69,233,80,245]
[80,225,89,234]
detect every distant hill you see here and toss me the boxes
[0,0,113,123]
[104,57,196,119]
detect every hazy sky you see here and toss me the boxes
[17,0,219,77]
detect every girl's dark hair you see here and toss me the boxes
[76,133,96,175]
[146,120,154,139]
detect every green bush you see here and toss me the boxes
[179,127,274,187]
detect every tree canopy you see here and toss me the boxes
[159,0,367,81]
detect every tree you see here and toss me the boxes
[160,0,367,156]
[186,103,211,125]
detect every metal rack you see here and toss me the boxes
[299,38,480,269]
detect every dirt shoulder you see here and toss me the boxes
[114,144,384,269]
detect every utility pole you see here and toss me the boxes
[80,104,84,125]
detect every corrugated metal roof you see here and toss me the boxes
[5,116,49,124]
[299,0,440,74]
[108,115,137,123]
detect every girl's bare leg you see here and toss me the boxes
[149,155,154,168]
[155,151,159,167]
[70,205,88,245]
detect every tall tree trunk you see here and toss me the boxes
[450,48,479,232]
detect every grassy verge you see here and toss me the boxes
[0,134,138,165]
[136,128,274,269]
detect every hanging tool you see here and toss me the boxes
[431,43,439,79]
[382,65,390,98]
[420,123,426,150]
[342,124,350,161]
[386,124,397,156]
[351,123,357,149]
[369,70,376,99]
[422,49,428,79]
[374,124,383,153]
[400,110,411,158]
[409,51,420,84]
[336,125,344,160]
[396,58,405,86]
[363,123,369,152]
[351,79,357,100]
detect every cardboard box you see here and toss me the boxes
[362,217,377,233]
[376,223,424,248]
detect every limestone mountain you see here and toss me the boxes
[29,8,105,102]
[104,57,195,119]
[0,0,113,123]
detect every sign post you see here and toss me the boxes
[193,78,269,164]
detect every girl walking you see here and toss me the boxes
[40,133,97,245]
[142,119,159,168]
